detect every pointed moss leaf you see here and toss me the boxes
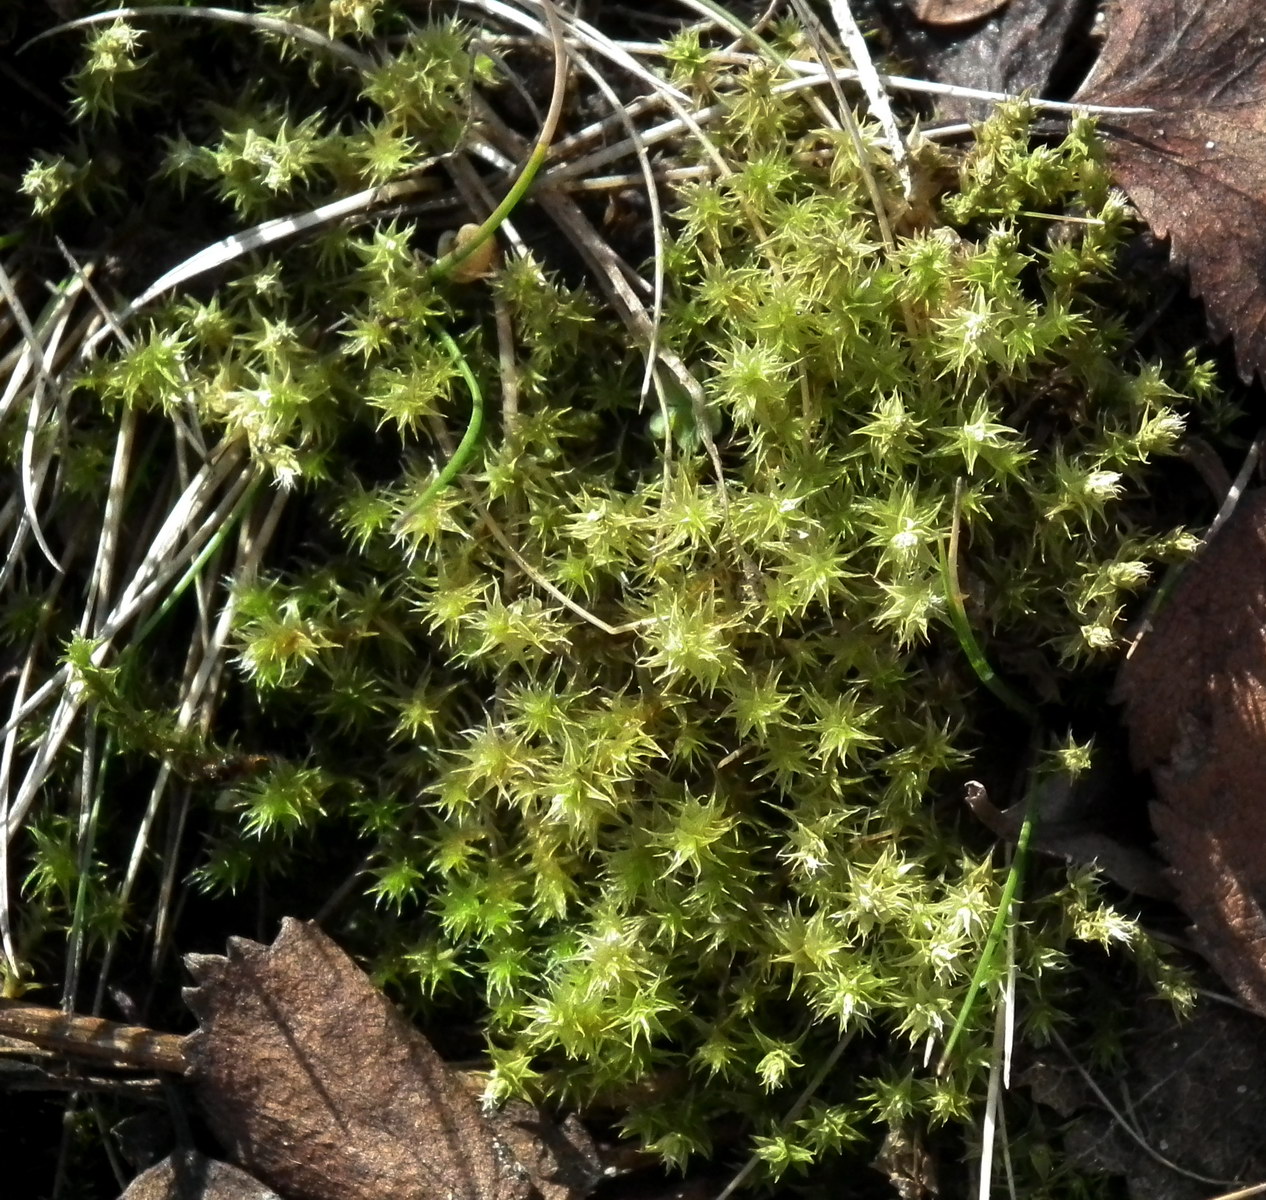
[1075,0,1266,380]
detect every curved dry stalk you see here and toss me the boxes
[561,42,671,435]
[823,0,912,197]
[2,440,250,839]
[82,175,440,359]
[0,261,86,574]
[461,0,687,103]
[25,5,375,71]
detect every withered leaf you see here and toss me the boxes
[900,0,1082,124]
[119,1152,281,1200]
[484,1100,602,1200]
[1075,0,1266,381]
[908,0,1009,27]
[963,778,1170,899]
[183,918,557,1200]
[1115,489,1266,1013]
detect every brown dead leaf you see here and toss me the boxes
[895,0,1082,124]
[1115,489,1266,1013]
[1075,0,1266,381]
[908,0,1009,27]
[963,778,1170,899]
[183,918,595,1200]
[485,1100,603,1200]
[119,1152,281,1200]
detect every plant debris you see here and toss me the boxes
[1116,490,1266,1013]
[183,919,599,1200]
[1023,990,1266,1198]
[0,997,187,1073]
[895,0,1083,122]
[1076,0,1266,381]
[120,1152,282,1200]
[908,0,1010,27]
[963,777,1169,899]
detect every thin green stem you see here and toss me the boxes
[937,788,1034,1075]
[940,481,1038,721]
[396,326,485,527]
[427,0,568,283]
[133,474,262,645]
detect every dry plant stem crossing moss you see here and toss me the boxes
[428,0,568,282]
[823,0,911,197]
[27,6,376,71]
[789,0,898,249]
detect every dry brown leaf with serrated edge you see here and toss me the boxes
[1075,1,1266,381]
[183,918,599,1200]
[1115,490,1266,1014]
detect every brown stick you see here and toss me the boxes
[0,999,188,1075]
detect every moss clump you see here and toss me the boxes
[11,8,1228,1194]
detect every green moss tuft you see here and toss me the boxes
[13,10,1226,1194]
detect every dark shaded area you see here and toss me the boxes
[1025,988,1266,1198]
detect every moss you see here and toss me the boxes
[10,6,1227,1194]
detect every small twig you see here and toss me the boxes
[825,0,912,199]
[714,1032,856,1200]
[0,999,187,1074]
[1048,1026,1244,1188]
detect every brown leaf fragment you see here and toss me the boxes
[893,0,1081,123]
[963,778,1170,899]
[182,918,538,1200]
[1115,489,1266,1012]
[485,1101,603,1200]
[119,1151,281,1200]
[908,0,1009,27]
[1075,1,1266,381]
